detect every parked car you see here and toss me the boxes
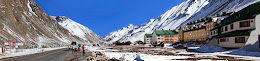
[152,42,164,47]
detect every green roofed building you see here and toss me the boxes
[154,30,178,36]
[150,29,179,44]
[145,34,153,37]
[144,34,152,44]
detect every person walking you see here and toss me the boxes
[72,45,75,54]
[82,45,85,55]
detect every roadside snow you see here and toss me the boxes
[0,47,66,59]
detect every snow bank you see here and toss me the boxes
[103,52,137,61]
[0,47,65,59]
[195,45,226,53]
[227,49,260,57]
[86,46,192,61]
[103,52,193,61]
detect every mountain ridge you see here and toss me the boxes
[0,0,103,48]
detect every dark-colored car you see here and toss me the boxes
[152,42,164,47]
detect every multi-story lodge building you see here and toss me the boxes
[209,2,260,49]
[144,34,152,44]
[150,29,179,44]
[178,17,221,43]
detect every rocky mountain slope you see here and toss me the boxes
[53,16,103,43]
[105,0,260,43]
[0,0,103,48]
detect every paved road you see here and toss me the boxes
[0,48,90,61]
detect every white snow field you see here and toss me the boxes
[86,45,260,61]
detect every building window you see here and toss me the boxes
[225,26,228,31]
[165,35,169,37]
[240,21,250,28]
[165,38,169,40]
[214,31,216,34]
[221,28,224,32]
[235,37,246,43]
[170,35,174,37]
[219,39,226,42]
[230,24,234,30]
[211,32,213,35]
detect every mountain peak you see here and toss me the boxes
[55,16,70,22]
[127,24,135,28]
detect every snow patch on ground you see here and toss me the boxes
[86,45,260,61]
[227,49,260,57]
[0,47,66,59]
[196,45,226,53]
[194,45,260,57]
[87,46,192,61]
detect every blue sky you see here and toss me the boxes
[34,0,185,37]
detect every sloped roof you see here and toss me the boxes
[154,30,178,35]
[217,29,254,38]
[145,34,152,37]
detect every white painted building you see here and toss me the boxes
[144,34,152,44]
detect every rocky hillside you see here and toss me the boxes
[0,0,103,48]
[105,0,260,43]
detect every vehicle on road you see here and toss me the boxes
[69,42,78,51]
[152,42,164,47]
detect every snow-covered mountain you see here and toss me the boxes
[53,16,103,43]
[105,0,260,43]
[0,0,103,48]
